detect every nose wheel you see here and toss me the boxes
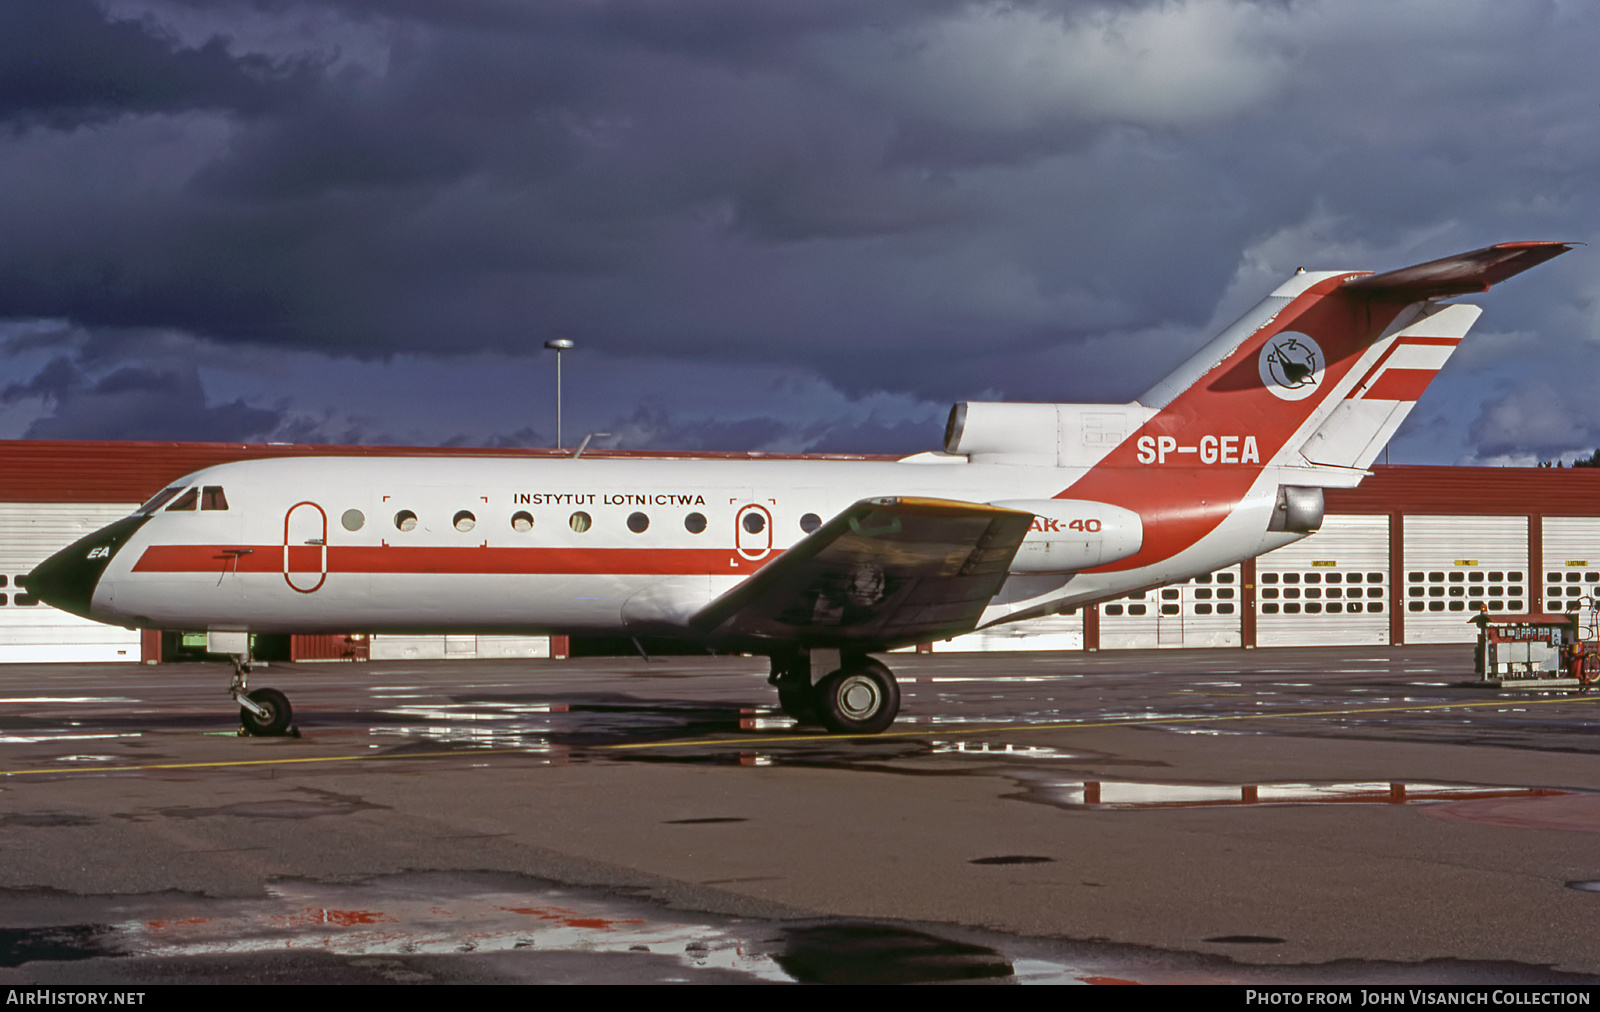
[229,658,297,737]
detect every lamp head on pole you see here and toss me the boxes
[544,338,575,351]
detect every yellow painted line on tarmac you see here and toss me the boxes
[595,692,1600,751]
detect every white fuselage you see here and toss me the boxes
[82,453,1300,639]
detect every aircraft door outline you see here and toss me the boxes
[284,501,328,593]
[735,503,773,560]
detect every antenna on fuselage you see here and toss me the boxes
[572,432,612,458]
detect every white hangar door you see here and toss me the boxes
[940,610,1084,652]
[1542,518,1600,638]
[1403,516,1527,644]
[0,502,144,663]
[1098,566,1242,650]
[1257,515,1390,647]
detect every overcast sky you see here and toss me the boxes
[1,0,1596,463]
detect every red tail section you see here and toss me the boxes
[1062,241,1574,570]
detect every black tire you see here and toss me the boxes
[241,687,293,736]
[777,677,819,725]
[815,660,900,734]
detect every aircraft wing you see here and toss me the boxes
[1342,240,1575,300]
[690,497,1034,650]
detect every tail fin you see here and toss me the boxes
[1131,241,1575,473]
[1062,241,1573,569]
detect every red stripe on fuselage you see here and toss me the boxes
[1059,280,1413,571]
[131,544,769,576]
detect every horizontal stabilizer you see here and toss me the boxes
[690,497,1033,650]
[1343,241,1575,300]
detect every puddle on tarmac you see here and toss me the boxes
[112,877,791,980]
[0,698,141,705]
[928,741,1077,759]
[0,872,1110,984]
[774,924,1012,984]
[1011,777,1571,811]
[0,925,110,967]
[0,733,142,745]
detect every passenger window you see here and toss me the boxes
[742,512,766,535]
[511,511,534,533]
[684,513,707,534]
[627,512,650,533]
[165,488,199,511]
[454,511,477,533]
[800,513,822,534]
[570,511,592,533]
[201,486,228,511]
[341,509,365,532]
[394,510,418,532]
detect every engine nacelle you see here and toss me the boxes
[945,401,1159,466]
[991,499,1144,573]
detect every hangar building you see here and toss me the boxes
[4,439,1598,662]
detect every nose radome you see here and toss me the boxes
[26,515,152,620]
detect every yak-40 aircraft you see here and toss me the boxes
[28,241,1573,736]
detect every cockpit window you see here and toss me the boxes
[165,488,199,512]
[201,486,228,511]
[138,485,186,514]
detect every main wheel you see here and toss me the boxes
[815,660,900,734]
[240,687,293,736]
[777,677,820,725]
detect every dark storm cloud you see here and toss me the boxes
[1,352,281,441]
[0,1,1596,460]
[0,1,311,127]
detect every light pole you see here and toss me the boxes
[544,338,574,448]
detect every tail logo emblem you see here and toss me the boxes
[1259,331,1323,401]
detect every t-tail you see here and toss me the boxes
[1075,241,1574,568]
[948,241,1574,575]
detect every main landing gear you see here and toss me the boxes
[769,652,901,734]
[228,655,296,737]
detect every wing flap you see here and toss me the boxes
[690,497,1033,649]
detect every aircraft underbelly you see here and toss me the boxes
[110,571,694,633]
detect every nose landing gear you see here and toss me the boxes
[228,655,297,737]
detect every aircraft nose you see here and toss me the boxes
[26,514,152,620]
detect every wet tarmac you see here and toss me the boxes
[2,646,1600,984]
